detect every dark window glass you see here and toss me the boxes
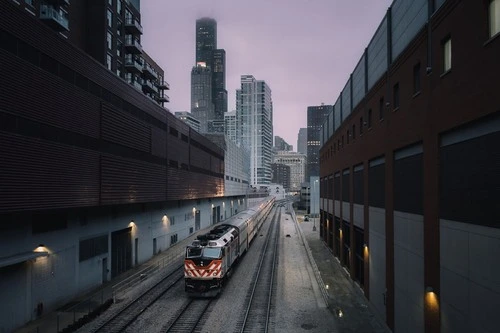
[58,63,74,84]
[18,40,39,66]
[0,30,18,54]
[32,212,67,234]
[169,127,179,137]
[40,53,58,75]
[379,97,384,120]
[413,63,421,94]
[352,124,356,140]
[88,80,101,97]
[393,83,400,109]
[74,72,88,91]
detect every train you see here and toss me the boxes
[184,197,275,296]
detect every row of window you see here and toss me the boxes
[323,0,499,161]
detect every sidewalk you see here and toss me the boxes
[295,212,392,333]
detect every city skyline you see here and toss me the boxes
[140,0,392,146]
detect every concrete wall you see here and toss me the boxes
[440,220,500,333]
[369,206,386,320]
[353,203,363,229]
[0,197,246,332]
[394,211,424,333]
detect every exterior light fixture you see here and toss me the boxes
[425,286,433,293]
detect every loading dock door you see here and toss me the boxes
[111,227,132,278]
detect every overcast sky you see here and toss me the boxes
[141,0,392,148]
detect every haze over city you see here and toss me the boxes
[141,0,392,146]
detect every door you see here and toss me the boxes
[102,257,108,283]
[134,238,138,266]
[153,238,157,255]
[111,227,132,278]
[195,210,201,230]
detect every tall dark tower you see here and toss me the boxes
[196,18,217,65]
[193,18,227,133]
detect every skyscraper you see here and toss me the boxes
[236,75,273,185]
[192,18,227,133]
[307,104,332,178]
[274,136,293,151]
[196,17,217,64]
[297,128,307,155]
[191,63,213,133]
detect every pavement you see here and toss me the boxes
[15,205,392,333]
[293,210,392,333]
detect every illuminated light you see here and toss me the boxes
[196,61,207,67]
[325,284,329,290]
[129,221,136,228]
[34,244,47,253]
[425,289,439,312]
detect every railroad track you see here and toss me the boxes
[160,298,212,333]
[91,265,184,333]
[239,206,280,333]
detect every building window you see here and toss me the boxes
[379,97,384,120]
[107,9,113,28]
[25,0,34,6]
[108,0,113,6]
[352,124,356,140]
[106,54,112,70]
[443,37,452,72]
[367,109,372,128]
[107,31,112,50]
[490,0,500,37]
[117,0,122,14]
[359,117,363,135]
[117,42,122,57]
[393,83,400,110]
[413,63,421,94]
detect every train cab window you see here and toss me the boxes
[203,247,221,259]
[186,247,202,258]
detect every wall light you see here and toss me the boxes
[425,286,433,293]
[363,243,368,248]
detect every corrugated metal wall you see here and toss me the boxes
[0,1,224,213]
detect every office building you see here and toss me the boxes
[274,136,293,151]
[307,104,332,179]
[175,111,201,133]
[192,17,227,133]
[236,75,273,185]
[273,151,306,192]
[224,110,238,144]
[319,0,500,331]
[191,62,213,133]
[271,163,291,191]
[297,127,307,155]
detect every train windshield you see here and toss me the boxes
[202,247,221,259]
[186,247,202,258]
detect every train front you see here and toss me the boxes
[184,242,224,297]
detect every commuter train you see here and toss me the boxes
[184,197,275,296]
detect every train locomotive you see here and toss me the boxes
[184,197,275,296]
